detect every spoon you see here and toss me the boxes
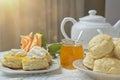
[97,29,103,34]
[75,30,83,44]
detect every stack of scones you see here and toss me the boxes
[83,34,120,74]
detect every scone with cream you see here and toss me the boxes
[83,52,95,70]
[88,34,114,59]
[2,49,27,69]
[93,57,120,74]
[22,46,52,71]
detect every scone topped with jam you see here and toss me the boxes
[22,46,52,71]
[2,49,27,69]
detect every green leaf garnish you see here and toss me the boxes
[48,43,61,58]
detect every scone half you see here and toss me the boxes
[2,54,23,69]
[2,49,27,69]
[22,57,49,71]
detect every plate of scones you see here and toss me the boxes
[0,32,60,74]
[73,34,120,80]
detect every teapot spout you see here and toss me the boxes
[113,20,120,29]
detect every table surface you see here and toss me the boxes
[0,51,93,80]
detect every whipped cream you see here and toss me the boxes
[27,46,48,58]
[7,49,27,56]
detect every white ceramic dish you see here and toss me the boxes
[0,60,60,74]
[73,59,120,80]
[0,51,60,74]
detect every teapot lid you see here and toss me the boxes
[80,10,106,23]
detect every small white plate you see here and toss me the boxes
[73,59,120,80]
[0,60,60,74]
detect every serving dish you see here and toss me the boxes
[0,60,59,74]
[73,59,120,80]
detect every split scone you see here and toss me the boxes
[22,46,52,71]
[88,34,114,59]
[93,57,120,74]
[83,52,95,70]
[2,49,27,69]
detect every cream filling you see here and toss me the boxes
[7,49,26,56]
[27,46,48,58]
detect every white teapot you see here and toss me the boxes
[61,10,120,49]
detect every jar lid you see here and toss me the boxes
[79,10,106,23]
[62,39,81,46]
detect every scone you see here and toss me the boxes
[113,38,120,46]
[93,57,120,74]
[113,38,120,59]
[2,49,27,69]
[22,46,52,71]
[83,52,95,69]
[105,50,115,58]
[88,34,114,59]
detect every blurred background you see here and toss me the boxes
[0,0,119,51]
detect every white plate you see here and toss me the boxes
[0,60,60,74]
[0,51,60,74]
[73,59,120,80]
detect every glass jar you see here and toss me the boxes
[60,39,84,69]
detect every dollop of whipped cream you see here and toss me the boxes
[27,46,48,58]
[7,49,26,56]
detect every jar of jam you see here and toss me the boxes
[60,39,84,69]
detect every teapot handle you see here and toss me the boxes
[61,17,77,39]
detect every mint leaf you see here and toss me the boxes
[48,43,61,58]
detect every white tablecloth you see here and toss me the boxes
[0,69,94,80]
[0,51,93,80]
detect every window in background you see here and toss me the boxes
[0,0,84,51]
